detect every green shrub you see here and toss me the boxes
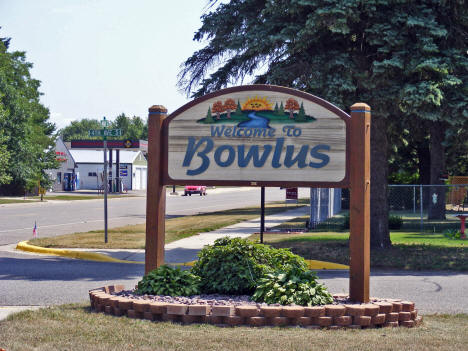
[443,229,462,240]
[192,237,308,295]
[252,267,334,306]
[389,215,403,230]
[136,265,200,296]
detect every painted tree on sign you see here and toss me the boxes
[285,98,300,119]
[235,100,243,116]
[212,101,225,120]
[273,102,279,115]
[296,102,306,122]
[279,102,285,116]
[205,106,214,123]
[224,98,236,119]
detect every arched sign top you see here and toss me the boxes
[162,84,350,188]
[165,85,350,124]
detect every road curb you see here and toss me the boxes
[15,242,348,269]
[14,241,199,266]
[306,260,349,270]
[15,241,143,264]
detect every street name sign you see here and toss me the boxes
[88,129,123,137]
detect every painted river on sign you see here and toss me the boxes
[238,112,271,128]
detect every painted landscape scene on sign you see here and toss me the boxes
[197,96,316,128]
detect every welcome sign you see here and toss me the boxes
[148,85,371,302]
[163,85,350,187]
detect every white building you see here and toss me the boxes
[47,138,78,192]
[69,149,148,191]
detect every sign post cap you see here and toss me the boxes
[350,103,371,112]
[149,105,168,114]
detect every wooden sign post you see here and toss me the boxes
[145,85,371,302]
[349,103,371,303]
[145,105,167,273]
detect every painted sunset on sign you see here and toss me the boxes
[198,96,316,128]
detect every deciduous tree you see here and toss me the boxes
[60,114,148,141]
[0,35,57,194]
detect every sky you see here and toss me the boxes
[0,0,215,129]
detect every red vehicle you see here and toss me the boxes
[184,185,207,196]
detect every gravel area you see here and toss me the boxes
[112,290,381,307]
[115,290,263,306]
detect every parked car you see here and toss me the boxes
[184,185,207,196]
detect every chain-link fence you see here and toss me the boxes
[268,188,346,232]
[388,184,468,232]
[270,184,467,233]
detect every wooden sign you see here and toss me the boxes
[146,85,371,303]
[163,85,349,187]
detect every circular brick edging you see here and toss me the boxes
[89,285,422,329]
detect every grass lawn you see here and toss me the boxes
[253,209,467,271]
[272,210,463,233]
[29,202,307,249]
[249,231,467,271]
[0,304,466,351]
[0,199,36,204]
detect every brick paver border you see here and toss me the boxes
[89,285,422,329]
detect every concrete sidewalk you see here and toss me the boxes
[165,205,308,263]
[16,205,309,265]
[0,306,43,321]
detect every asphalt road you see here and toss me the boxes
[0,187,304,245]
[1,246,466,314]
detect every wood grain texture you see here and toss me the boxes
[166,87,349,184]
[349,103,371,303]
[145,106,166,273]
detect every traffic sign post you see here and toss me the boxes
[87,117,122,244]
[102,118,109,243]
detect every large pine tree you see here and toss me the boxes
[179,0,467,247]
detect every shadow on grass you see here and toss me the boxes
[269,239,468,271]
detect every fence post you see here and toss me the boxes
[420,184,423,232]
[309,188,319,229]
[413,186,416,213]
[145,105,167,274]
